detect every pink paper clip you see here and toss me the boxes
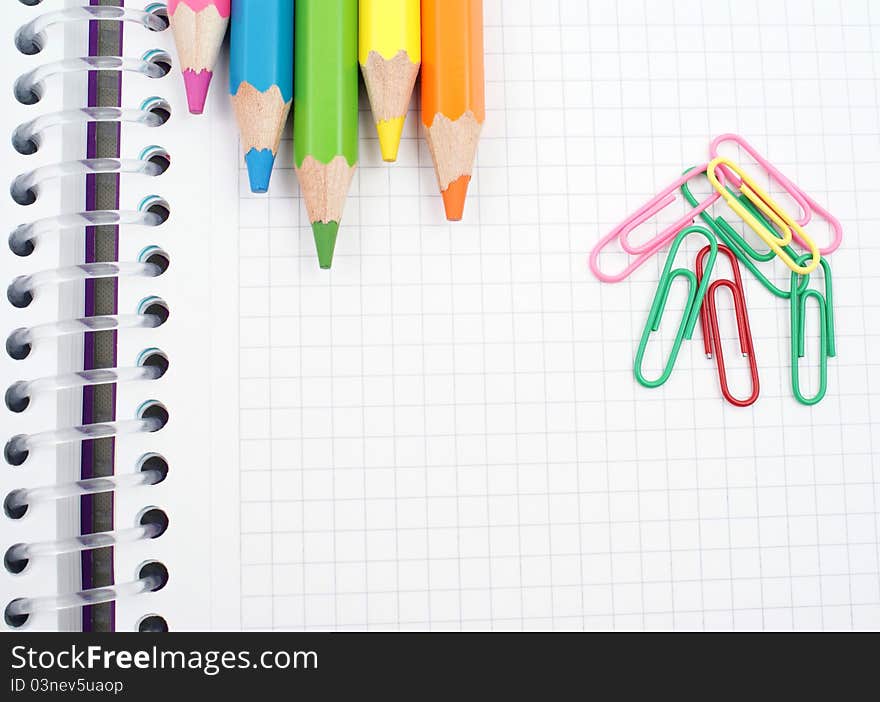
[709,133,842,255]
[589,165,722,283]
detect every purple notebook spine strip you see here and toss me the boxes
[81,0,123,633]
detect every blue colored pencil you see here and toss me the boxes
[229,0,294,193]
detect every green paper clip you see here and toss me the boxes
[790,255,836,406]
[634,226,718,388]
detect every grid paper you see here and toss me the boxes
[234,0,880,631]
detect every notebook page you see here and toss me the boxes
[112,12,241,631]
[206,0,880,630]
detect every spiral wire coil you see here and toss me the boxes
[4,1,174,631]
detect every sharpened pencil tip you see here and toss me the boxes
[245,149,276,194]
[441,176,471,221]
[377,117,405,162]
[312,221,339,270]
[183,69,213,115]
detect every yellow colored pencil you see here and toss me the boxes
[358,0,421,162]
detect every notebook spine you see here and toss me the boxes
[3,2,173,632]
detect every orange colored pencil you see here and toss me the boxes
[421,0,485,221]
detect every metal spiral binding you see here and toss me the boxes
[4,2,173,631]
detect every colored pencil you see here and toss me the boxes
[421,0,485,221]
[168,0,230,114]
[229,0,294,193]
[294,0,358,269]
[359,0,420,162]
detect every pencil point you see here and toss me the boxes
[182,69,213,115]
[441,176,471,221]
[244,149,276,194]
[377,117,405,162]
[312,221,339,270]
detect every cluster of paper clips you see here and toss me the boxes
[590,134,840,407]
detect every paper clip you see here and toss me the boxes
[634,226,718,388]
[589,166,722,283]
[695,244,759,407]
[707,157,821,276]
[710,134,843,255]
[790,255,836,406]
[680,168,810,300]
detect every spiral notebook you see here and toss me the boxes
[1,1,227,632]
[3,0,880,633]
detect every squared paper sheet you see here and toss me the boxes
[227,0,880,631]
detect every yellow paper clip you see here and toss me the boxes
[707,157,821,275]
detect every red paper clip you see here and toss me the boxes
[695,244,760,407]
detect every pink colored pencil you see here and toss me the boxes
[168,0,231,114]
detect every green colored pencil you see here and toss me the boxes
[294,0,358,269]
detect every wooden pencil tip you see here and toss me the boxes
[441,176,471,221]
